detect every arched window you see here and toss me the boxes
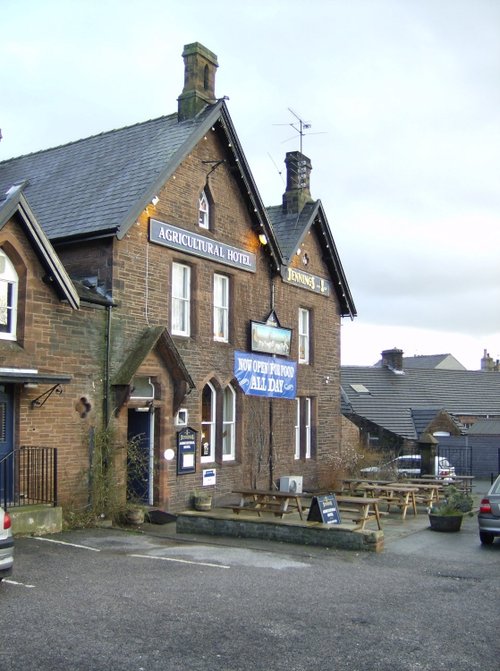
[222,384,236,461]
[201,382,216,462]
[198,190,209,229]
[0,249,18,340]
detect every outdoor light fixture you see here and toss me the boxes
[258,234,268,246]
[151,195,159,206]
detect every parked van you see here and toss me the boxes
[360,455,456,480]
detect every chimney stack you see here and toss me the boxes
[381,348,404,373]
[481,349,500,372]
[282,151,314,214]
[178,43,218,122]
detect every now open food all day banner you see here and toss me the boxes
[234,351,297,399]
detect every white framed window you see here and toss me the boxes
[298,308,310,364]
[305,397,312,459]
[201,383,216,462]
[171,262,190,336]
[0,250,18,341]
[295,397,313,460]
[222,384,236,461]
[294,398,301,460]
[175,409,188,426]
[213,274,229,342]
[198,190,209,229]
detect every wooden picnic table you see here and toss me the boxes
[231,489,307,520]
[452,475,475,493]
[416,474,475,494]
[335,495,384,530]
[340,478,394,492]
[405,480,444,505]
[359,482,418,520]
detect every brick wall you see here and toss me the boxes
[1,219,108,507]
[106,129,344,510]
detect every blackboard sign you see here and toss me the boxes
[307,494,342,524]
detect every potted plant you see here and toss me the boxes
[428,485,474,532]
[122,503,146,525]
[192,489,213,511]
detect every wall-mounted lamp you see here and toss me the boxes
[258,234,268,246]
[151,195,159,206]
[24,383,39,389]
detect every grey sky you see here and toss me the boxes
[2,0,499,369]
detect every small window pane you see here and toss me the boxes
[201,383,215,462]
[172,263,190,336]
[305,397,311,459]
[298,308,310,364]
[213,274,229,342]
[294,398,300,459]
[222,385,236,461]
[0,251,17,340]
[199,191,209,229]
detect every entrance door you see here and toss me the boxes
[127,409,153,505]
[0,385,14,503]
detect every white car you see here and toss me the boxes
[0,505,14,582]
[360,455,456,479]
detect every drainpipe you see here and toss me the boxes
[269,399,274,490]
[103,304,112,427]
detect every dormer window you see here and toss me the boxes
[198,190,209,229]
[0,249,18,341]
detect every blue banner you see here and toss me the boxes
[234,351,297,399]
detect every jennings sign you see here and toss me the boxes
[282,266,331,296]
[150,219,256,272]
[234,351,296,399]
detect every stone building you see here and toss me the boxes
[0,43,355,514]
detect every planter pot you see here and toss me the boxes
[428,513,463,532]
[125,508,145,525]
[193,496,212,512]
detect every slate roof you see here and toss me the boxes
[467,418,500,435]
[341,366,500,440]
[0,183,80,308]
[410,407,464,437]
[267,199,356,318]
[374,353,467,370]
[0,106,220,242]
[0,97,354,314]
[267,201,317,261]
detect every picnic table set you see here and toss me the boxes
[228,474,473,531]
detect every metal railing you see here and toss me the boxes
[1,446,58,510]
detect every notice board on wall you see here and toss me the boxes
[307,494,342,524]
[176,427,197,474]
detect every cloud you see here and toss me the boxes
[1,0,498,370]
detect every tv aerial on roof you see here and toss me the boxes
[274,108,326,154]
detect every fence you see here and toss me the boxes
[0,446,58,510]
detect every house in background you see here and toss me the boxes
[341,348,500,477]
[375,352,467,371]
[0,42,355,516]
